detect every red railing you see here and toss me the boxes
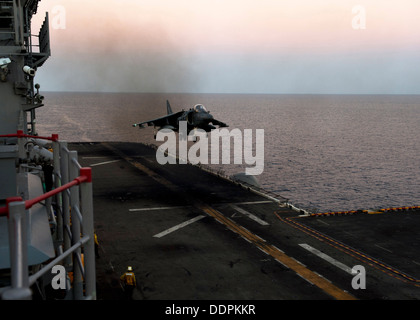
[1,132,96,300]
[0,130,59,142]
[0,167,92,218]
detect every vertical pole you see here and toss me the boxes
[12,0,19,45]
[53,139,62,247]
[60,142,71,268]
[80,167,96,300]
[2,200,32,300]
[30,109,36,135]
[17,131,25,160]
[69,150,83,299]
[17,0,24,47]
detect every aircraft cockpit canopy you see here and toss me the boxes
[194,104,207,113]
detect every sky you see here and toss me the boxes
[32,0,420,94]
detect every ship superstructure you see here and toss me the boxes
[0,0,95,300]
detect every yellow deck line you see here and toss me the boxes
[200,205,356,300]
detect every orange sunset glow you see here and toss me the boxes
[32,0,420,93]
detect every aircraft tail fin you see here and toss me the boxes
[166,100,173,115]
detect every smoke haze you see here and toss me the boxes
[33,0,420,94]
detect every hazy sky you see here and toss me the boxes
[32,0,420,94]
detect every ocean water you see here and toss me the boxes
[36,92,420,212]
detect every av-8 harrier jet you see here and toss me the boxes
[133,100,228,139]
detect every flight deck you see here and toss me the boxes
[71,142,420,300]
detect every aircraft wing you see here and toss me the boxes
[132,111,184,128]
[210,118,228,128]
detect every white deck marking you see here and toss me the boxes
[299,243,353,275]
[153,215,205,238]
[230,201,273,205]
[318,220,330,226]
[129,206,191,212]
[83,156,111,159]
[90,159,121,167]
[374,244,393,253]
[130,201,271,213]
[230,204,269,226]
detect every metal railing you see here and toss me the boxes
[0,131,96,300]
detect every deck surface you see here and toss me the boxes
[71,142,420,300]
